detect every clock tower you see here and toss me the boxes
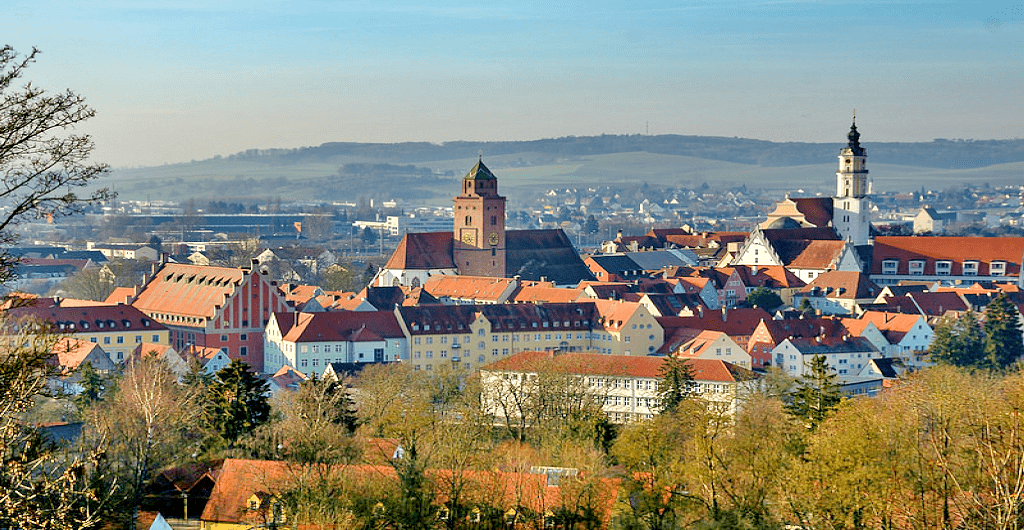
[453,158,506,277]
[832,117,871,246]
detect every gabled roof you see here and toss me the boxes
[505,229,595,285]
[799,271,880,299]
[422,275,516,302]
[782,240,847,270]
[674,330,733,358]
[871,236,1024,276]
[783,335,878,354]
[384,232,455,270]
[132,263,249,319]
[509,283,584,304]
[278,311,404,343]
[5,304,167,334]
[50,338,105,370]
[358,285,439,310]
[481,350,756,383]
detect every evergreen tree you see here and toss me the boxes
[73,361,107,410]
[208,360,270,445]
[746,287,783,310]
[658,355,695,413]
[929,311,984,367]
[785,355,841,430]
[982,293,1024,370]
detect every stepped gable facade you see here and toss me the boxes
[130,262,290,372]
[377,160,593,288]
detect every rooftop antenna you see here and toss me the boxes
[852,109,856,125]
[478,149,483,161]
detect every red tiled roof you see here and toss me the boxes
[50,338,103,370]
[104,287,136,305]
[5,304,167,334]
[510,284,583,304]
[278,311,404,343]
[792,197,834,228]
[800,271,880,299]
[481,350,754,382]
[132,263,248,319]
[384,232,455,270]
[784,240,847,270]
[422,275,515,301]
[871,236,1024,276]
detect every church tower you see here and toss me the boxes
[452,158,506,277]
[832,118,871,245]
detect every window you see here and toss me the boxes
[240,346,248,356]
[117,336,124,344]
[414,337,421,345]
[240,334,247,341]
[882,259,899,275]
[103,337,110,344]
[221,334,229,342]
[135,335,142,343]
[935,260,952,276]
[991,261,1007,276]
[152,334,159,342]
[963,260,979,276]
[908,260,925,275]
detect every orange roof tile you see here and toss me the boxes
[132,263,248,320]
[422,275,516,301]
[871,236,1024,276]
[800,271,880,299]
[384,232,455,270]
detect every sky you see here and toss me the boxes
[4,1,1022,167]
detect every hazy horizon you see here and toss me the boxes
[5,1,1021,168]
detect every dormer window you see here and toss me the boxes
[962,260,979,276]
[935,260,952,276]
[882,259,899,275]
[908,260,925,276]
[991,261,1007,276]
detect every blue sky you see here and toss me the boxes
[4,1,1021,166]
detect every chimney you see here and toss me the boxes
[698,305,704,318]
[721,306,727,322]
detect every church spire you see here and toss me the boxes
[846,115,864,156]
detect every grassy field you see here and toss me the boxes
[105,151,1024,204]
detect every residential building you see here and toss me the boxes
[480,350,758,424]
[870,236,1024,286]
[5,303,170,364]
[264,311,406,377]
[670,330,752,369]
[793,270,881,315]
[772,335,881,380]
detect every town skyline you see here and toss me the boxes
[4,0,1021,167]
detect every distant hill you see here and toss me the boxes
[107,134,1024,203]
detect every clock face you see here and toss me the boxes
[460,229,476,246]
[489,232,499,246]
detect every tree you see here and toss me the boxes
[785,355,841,430]
[53,267,114,302]
[207,360,271,445]
[264,377,359,465]
[745,287,783,310]
[658,355,694,413]
[85,355,201,509]
[73,361,107,411]
[0,313,115,528]
[583,214,599,234]
[982,293,1023,370]
[0,45,117,528]
[929,311,984,367]
[0,46,113,283]
[361,226,378,245]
